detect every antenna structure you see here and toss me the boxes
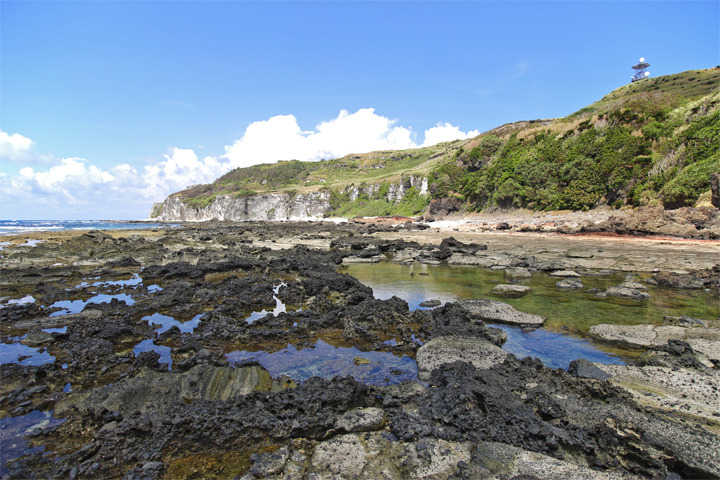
[631,57,650,83]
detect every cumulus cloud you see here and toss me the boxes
[1,157,148,218]
[142,148,229,201]
[223,109,478,169]
[223,108,417,169]
[0,130,42,163]
[2,110,478,218]
[421,122,480,147]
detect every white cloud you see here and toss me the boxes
[1,110,478,219]
[141,148,229,201]
[421,122,480,147]
[223,109,477,169]
[0,130,37,163]
[223,109,410,168]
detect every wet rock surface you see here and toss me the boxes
[0,222,718,479]
[457,299,546,326]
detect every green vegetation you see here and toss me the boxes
[169,68,719,216]
[426,68,720,211]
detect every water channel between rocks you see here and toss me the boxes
[342,259,719,369]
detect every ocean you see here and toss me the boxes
[0,220,178,236]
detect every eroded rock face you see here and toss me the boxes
[152,193,332,222]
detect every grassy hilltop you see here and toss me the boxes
[170,67,720,217]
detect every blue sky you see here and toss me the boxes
[1,1,718,219]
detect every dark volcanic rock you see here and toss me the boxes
[568,358,609,380]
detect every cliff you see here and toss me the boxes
[150,176,429,222]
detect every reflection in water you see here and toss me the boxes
[42,327,67,334]
[343,260,719,368]
[0,410,65,476]
[131,312,205,368]
[246,284,289,324]
[92,274,143,288]
[142,312,202,334]
[226,340,417,385]
[6,296,36,306]
[488,324,626,369]
[133,340,173,368]
[0,343,55,366]
[49,294,136,317]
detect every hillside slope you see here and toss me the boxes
[152,67,720,220]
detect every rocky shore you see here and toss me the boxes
[1,221,719,479]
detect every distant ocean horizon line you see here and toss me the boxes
[0,219,180,236]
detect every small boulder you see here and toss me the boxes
[20,331,55,347]
[416,336,508,381]
[458,299,546,326]
[419,299,442,308]
[504,267,532,279]
[491,284,531,298]
[335,407,386,433]
[568,359,609,380]
[605,286,650,300]
[556,279,584,289]
[549,270,581,277]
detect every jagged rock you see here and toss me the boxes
[457,299,546,326]
[334,407,386,433]
[416,336,508,380]
[246,446,290,479]
[490,284,531,298]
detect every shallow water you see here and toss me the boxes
[226,339,418,385]
[246,284,291,323]
[133,339,173,368]
[49,293,136,316]
[0,410,65,476]
[143,312,202,334]
[6,296,35,306]
[0,343,55,366]
[343,260,718,368]
[92,274,143,288]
